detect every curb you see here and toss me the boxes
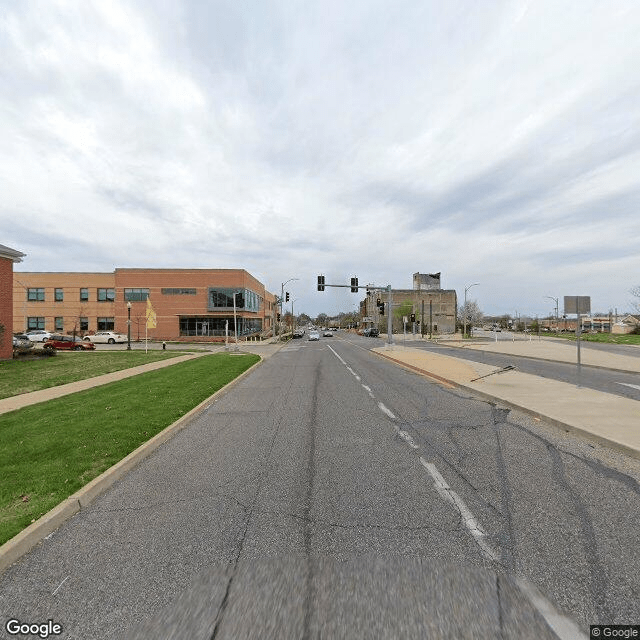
[374,351,640,463]
[0,354,264,577]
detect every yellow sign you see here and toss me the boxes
[145,297,157,329]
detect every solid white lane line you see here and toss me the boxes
[378,402,396,420]
[616,382,640,391]
[420,458,499,562]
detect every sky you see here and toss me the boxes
[2,0,640,319]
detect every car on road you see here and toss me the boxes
[83,331,128,344]
[12,334,35,355]
[308,331,320,341]
[323,330,333,337]
[293,329,305,339]
[44,335,96,351]
[25,330,54,342]
[362,327,379,337]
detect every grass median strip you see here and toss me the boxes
[0,352,259,546]
[0,351,194,399]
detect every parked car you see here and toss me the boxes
[44,335,96,351]
[83,331,128,344]
[25,330,54,342]
[12,334,35,355]
[308,331,320,341]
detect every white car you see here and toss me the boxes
[308,331,320,341]
[25,330,54,342]
[83,331,128,344]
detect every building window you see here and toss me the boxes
[55,288,64,302]
[80,288,89,301]
[27,288,45,301]
[55,317,64,331]
[79,317,89,331]
[27,317,45,330]
[97,317,115,330]
[208,288,260,312]
[98,288,115,302]
[161,288,197,295]
[124,288,149,302]
[179,316,262,337]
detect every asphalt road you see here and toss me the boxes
[2,336,640,638]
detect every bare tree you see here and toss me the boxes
[631,286,640,313]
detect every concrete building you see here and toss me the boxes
[13,268,276,342]
[360,272,457,334]
[1,244,26,359]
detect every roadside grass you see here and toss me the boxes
[552,333,640,346]
[0,352,259,546]
[0,351,193,399]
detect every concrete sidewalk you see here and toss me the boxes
[372,342,640,460]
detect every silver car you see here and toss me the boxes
[308,331,320,341]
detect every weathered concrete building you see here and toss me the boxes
[360,272,457,334]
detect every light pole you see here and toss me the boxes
[544,296,559,336]
[463,283,480,339]
[279,277,298,336]
[126,301,131,350]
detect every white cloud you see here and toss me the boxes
[2,0,640,316]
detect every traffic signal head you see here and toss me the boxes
[410,313,416,322]
[317,275,325,291]
[285,291,290,302]
[350,277,358,293]
[376,298,381,306]
[277,313,281,321]
[379,302,384,315]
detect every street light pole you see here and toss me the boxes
[463,283,480,339]
[544,296,559,335]
[280,277,299,337]
[126,301,131,350]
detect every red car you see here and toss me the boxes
[44,335,96,351]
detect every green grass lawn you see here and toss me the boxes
[0,352,259,546]
[552,333,640,346]
[0,350,193,399]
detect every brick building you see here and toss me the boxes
[360,272,457,334]
[13,268,276,341]
[1,244,26,359]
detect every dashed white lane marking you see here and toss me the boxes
[393,425,419,449]
[378,402,396,420]
[327,345,347,365]
[515,577,588,640]
[420,458,499,562]
[362,384,374,398]
[617,382,640,391]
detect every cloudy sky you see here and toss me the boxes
[2,0,639,318]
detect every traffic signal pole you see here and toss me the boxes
[317,276,394,346]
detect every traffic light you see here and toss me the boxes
[317,275,325,291]
[277,313,281,321]
[379,303,384,315]
[376,298,381,306]
[410,313,416,323]
[350,277,358,293]
[285,291,290,302]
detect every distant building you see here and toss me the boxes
[13,268,276,341]
[361,272,457,334]
[1,244,26,359]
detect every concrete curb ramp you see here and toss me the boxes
[373,346,640,461]
[0,355,264,576]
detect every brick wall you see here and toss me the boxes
[0,258,14,359]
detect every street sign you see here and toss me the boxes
[564,296,591,315]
